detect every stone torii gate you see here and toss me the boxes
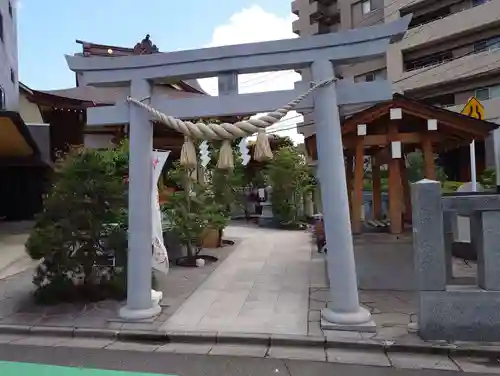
[66,16,410,330]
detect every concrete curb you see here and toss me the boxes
[0,324,499,357]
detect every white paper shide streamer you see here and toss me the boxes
[152,151,170,274]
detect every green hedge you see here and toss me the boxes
[362,179,463,193]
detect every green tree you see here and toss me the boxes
[26,146,129,304]
[405,151,447,183]
[266,146,313,226]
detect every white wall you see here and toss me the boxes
[0,0,18,110]
[84,133,115,149]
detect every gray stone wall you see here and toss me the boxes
[411,180,500,341]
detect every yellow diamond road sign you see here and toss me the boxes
[461,96,485,120]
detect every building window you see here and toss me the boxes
[404,50,453,71]
[354,69,387,83]
[475,85,500,101]
[0,86,4,109]
[472,0,490,7]
[8,1,12,17]
[422,94,456,108]
[474,36,500,53]
[10,69,14,83]
[362,0,372,14]
[403,6,451,29]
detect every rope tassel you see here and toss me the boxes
[254,131,273,162]
[217,139,234,169]
[180,136,197,169]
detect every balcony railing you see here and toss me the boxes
[400,0,500,51]
[395,49,500,93]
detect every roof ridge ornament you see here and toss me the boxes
[133,34,159,55]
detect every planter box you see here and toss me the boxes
[162,230,184,262]
[201,227,220,248]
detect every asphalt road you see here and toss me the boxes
[0,343,469,376]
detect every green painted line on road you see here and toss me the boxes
[0,361,177,376]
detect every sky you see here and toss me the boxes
[16,0,304,143]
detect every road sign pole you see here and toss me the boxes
[461,97,485,193]
[470,140,477,192]
[494,130,500,193]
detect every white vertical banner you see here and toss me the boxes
[152,150,170,274]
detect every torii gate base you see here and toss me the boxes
[66,16,409,330]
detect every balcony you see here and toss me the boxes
[394,49,500,93]
[292,19,301,35]
[316,0,337,5]
[291,0,300,16]
[400,0,500,51]
[309,1,340,26]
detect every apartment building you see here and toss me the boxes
[0,0,18,110]
[292,0,500,167]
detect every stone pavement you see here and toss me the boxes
[0,222,37,280]
[0,241,237,331]
[308,247,478,341]
[162,224,311,334]
[1,335,500,374]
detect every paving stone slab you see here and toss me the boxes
[209,343,268,357]
[55,338,115,349]
[270,334,325,347]
[452,356,500,374]
[165,330,217,343]
[10,335,68,347]
[217,331,269,345]
[267,345,326,361]
[0,334,26,344]
[326,348,391,367]
[156,342,213,354]
[105,341,161,352]
[388,352,459,371]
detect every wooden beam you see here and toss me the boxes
[352,138,365,234]
[397,106,491,139]
[421,133,436,180]
[371,155,382,220]
[343,132,444,149]
[387,121,403,234]
[346,154,354,220]
[399,157,412,223]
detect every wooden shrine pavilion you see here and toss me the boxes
[305,94,498,235]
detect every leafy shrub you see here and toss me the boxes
[26,145,129,304]
[266,146,314,226]
[480,167,496,189]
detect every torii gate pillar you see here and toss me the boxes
[119,78,161,320]
[312,60,373,330]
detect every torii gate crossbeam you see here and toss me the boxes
[66,15,410,331]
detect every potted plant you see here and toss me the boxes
[201,202,230,248]
[162,162,218,267]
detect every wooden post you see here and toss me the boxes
[371,155,382,220]
[388,116,403,234]
[346,153,354,219]
[352,138,365,234]
[399,156,412,223]
[421,134,436,180]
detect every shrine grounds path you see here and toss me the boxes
[162,224,315,335]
